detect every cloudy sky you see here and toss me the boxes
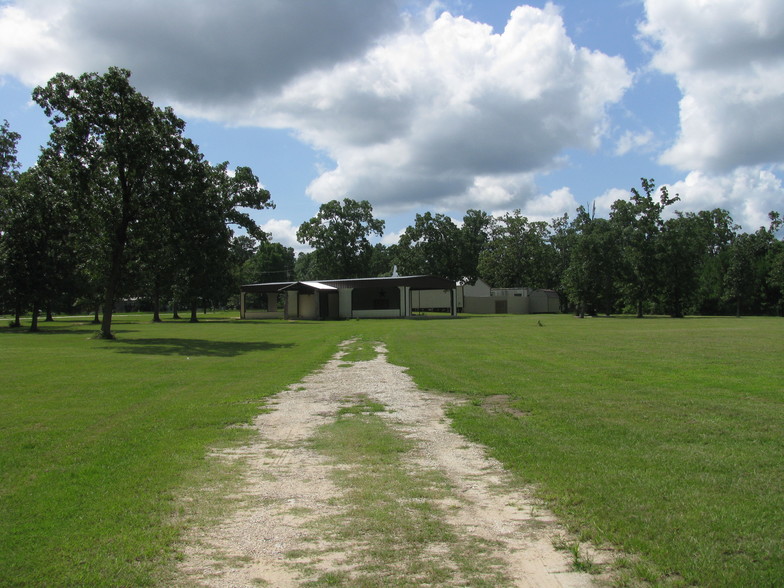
[1,0,783,251]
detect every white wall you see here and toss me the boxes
[529,290,560,313]
[463,279,491,297]
[508,295,530,314]
[463,296,495,313]
[339,289,353,317]
[286,291,298,318]
[298,292,318,319]
[410,288,461,310]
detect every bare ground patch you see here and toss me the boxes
[176,341,613,586]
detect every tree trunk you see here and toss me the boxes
[45,303,54,322]
[152,286,162,323]
[100,210,134,339]
[100,245,125,339]
[636,299,643,318]
[172,300,181,320]
[29,301,39,332]
[100,288,116,339]
[670,299,683,318]
[189,301,199,323]
[11,299,22,328]
[92,303,101,324]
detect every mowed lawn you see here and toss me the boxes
[368,314,784,587]
[0,314,357,586]
[1,313,782,586]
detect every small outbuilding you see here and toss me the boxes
[462,281,560,314]
[240,275,458,320]
[529,289,561,313]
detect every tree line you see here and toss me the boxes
[289,187,783,318]
[3,69,783,328]
[0,68,272,337]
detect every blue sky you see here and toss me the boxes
[1,0,782,251]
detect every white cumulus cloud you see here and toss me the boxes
[665,167,784,232]
[615,129,654,156]
[258,218,307,254]
[520,187,580,222]
[594,187,629,218]
[0,1,632,219]
[252,4,632,213]
[641,0,784,172]
[593,167,784,232]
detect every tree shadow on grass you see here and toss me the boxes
[224,319,334,326]
[0,325,140,337]
[111,338,294,357]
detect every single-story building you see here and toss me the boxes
[528,289,561,313]
[408,278,561,314]
[462,279,560,314]
[240,275,458,320]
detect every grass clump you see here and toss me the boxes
[552,538,600,575]
[338,338,379,363]
[336,394,386,416]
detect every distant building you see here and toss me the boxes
[240,275,458,320]
[240,275,559,319]
[462,279,561,314]
[407,277,561,314]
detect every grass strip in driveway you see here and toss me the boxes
[304,399,510,587]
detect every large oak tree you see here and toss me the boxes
[33,68,189,338]
[32,68,273,335]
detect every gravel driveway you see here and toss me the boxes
[177,340,609,586]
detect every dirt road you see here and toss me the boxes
[177,341,608,586]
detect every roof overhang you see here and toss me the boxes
[240,281,295,294]
[317,275,456,290]
[279,281,338,293]
[241,275,456,293]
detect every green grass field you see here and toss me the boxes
[1,313,782,586]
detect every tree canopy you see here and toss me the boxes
[1,68,274,335]
[384,178,782,317]
[296,198,384,279]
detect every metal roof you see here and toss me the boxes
[318,275,455,289]
[241,275,455,293]
[279,281,338,292]
[240,281,295,294]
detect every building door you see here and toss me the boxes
[319,292,330,319]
